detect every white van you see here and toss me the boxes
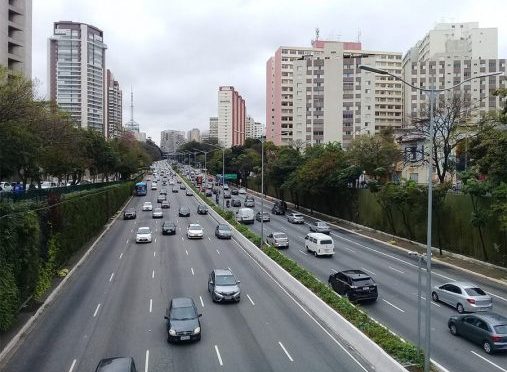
[304,233,334,257]
[235,208,254,225]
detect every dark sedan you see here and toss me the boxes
[231,199,242,207]
[197,205,208,215]
[448,312,507,354]
[178,206,190,217]
[165,297,201,343]
[123,208,136,220]
[215,224,232,239]
[95,357,137,372]
[162,221,177,235]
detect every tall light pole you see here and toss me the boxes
[359,64,502,372]
[260,135,265,249]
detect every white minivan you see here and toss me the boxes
[235,208,254,225]
[305,233,334,257]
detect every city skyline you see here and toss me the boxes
[31,0,507,144]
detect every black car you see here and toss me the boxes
[161,200,170,209]
[231,199,242,207]
[123,208,136,220]
[328,270,378,302]
[197,205,208,215]
[205,189,213,197]
[271,204,285,215]
[178,206,190,217]
[172,187,179,193]
[180,184,186,190]
[95,357,137,372]
[231,189,239,195]
[162,221,177,235]
[215,224,232,239]
[165,297,201,343]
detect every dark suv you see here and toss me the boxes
[271,203,285,215]
[164,297,201,343]
[197,205,208,215]
[95,357,137,372]
[162,221,177,235]
[328,270,378,302]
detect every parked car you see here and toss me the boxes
[152,207,163,219]
[265,232,289,249]
[215,224,232,239]
[165,297,201,343]
[235,208,254,224]
[136,227,152,243]
[161,200,170,209]
[328,270,378,302]
[231,198,242,207]
[309,220,331,234]
[123,208,136,220]
[186,189,193,196]
[305,233,334,256]
[287,212,304,224]
[162,221,177,235]
[187,224,204,239]
[238,187,246,194]
[432,282,493,313]
[208,269,241,303]
[142,202,153,211]
[231,188,239,195]
[157,194,166,203]
[197,205,208,215]
[448,312,507,354]
[178,206,190,217]
[95,357,137,372]
[271,203,285,215]
[255,211,270,222]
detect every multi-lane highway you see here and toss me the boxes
[210,180,507,372]
[2,165,374,372]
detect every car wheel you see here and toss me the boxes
[306,245,310,252]
[449,323,458,336]
[431,292,439,302]
[483,340,493,354]
[211,292,217,303]
[314,251,318,257]
[457,303,465,314]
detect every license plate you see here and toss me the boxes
[180,336,190,340]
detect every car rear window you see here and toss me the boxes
[320,239,333,244]
[138,228,150,234]
[464,287,487,296]
[352,278,374,286]
[273,233,287,239]
[494,325,507,334]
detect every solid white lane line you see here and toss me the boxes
[185,249,189,255]
[144,349,149,372]
[109,272,114,282]
[149,299,153,313]
[278,341,294,362]
[342,246,354,253]
[470,350,506,372]
[216,249,221,255]
[381,299,405,313]
[298,249,308,256]
[68,359,77,372]
[389,266,405,274]
[93,303,101,317]
[152,270,155,279]
[119,253,123,259]
[360,267,376,276]
[227,266,232,272]
[214,345,223,366]
[247,294,255,306]
[486,291,507,303]
[191,267,194,276]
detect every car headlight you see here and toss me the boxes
[169,329,176,336]
[193,326,200,335]
[214,290,223,297]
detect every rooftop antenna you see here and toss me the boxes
[315,27,320,41]
[357,29,362,43]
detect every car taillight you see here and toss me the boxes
[491,335,501,342]
[467,299,476,304]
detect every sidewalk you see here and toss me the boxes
[247,188,507,286]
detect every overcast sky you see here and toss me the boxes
[32,0,507,145]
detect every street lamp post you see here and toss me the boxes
[359,64,502,372]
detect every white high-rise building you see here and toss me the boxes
[0,0,32,78]
[187,128,201,142]
[245,116,264,139]
[160,130,186,153]
[209,117,218,140]
[48,21,107,134]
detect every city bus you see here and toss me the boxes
[134,181,147,196]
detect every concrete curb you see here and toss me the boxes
[0,195,133,367]
[180,175,408,372]
[244,188,507,287]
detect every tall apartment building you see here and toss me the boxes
[48,21,107,134]
[187,128,201,142]
[209,117,218,140]
[245,116,264,139]
[106,69,122,139]
[217,86,246,147]
[402,22,506,124]
[160,129,186,153]
[0,0,32,78]
[268,40,402,147]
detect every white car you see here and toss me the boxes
[169,180,175,185]
[152,207,163,218]
[187,224,204,239]
[238,187,246,194]
[142,202,153,211]
[151,182,157,190]
[287,212,305,224]
[136,227,152,243]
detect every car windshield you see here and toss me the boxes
[144,202,151,206]
[216,274,237,286]
[189,224,202,230]
[273,233,287,239]
[218,225,230,231]
[293,214,303,218]
[317,222,328,227]
[494,325,507,334]
[352,278,374,286]
[138,228,150,234]
[464,287,486,296]
[171,306,196,320]
[164,223,174,228]
[180,208,189,212]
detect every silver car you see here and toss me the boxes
[152,207,163,218]
[309,220,330,234]
[265,232,289,249]
[208,269,240,303]
[432,282,492,313]
[287,212,304,224]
